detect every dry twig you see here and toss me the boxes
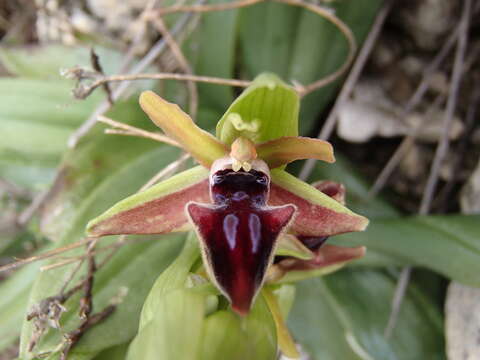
[151,16,198,119]
[299,0,393,180]
[385,0,472,338]
[97,115,180,146]
[67,9,198,148]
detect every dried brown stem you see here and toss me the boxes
[151,0,263,15]
[97,115,180,147]
[0,237,96,273]
[299,0,393,180]
[436,79,480,209]
[151,16,199,120]
[67,9,197,148]
[90,48,113,105]
[60,305,115,360]
[274,0,356,97]
[74,72,251,99]
[385,0,472,338]
[419,0,470,215]
[79,240,97,319]
[74,0,355,106]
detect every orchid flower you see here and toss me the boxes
[86,74,368,316]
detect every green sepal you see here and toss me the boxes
[275,234,314,260]
[216,73,299,145]
[86,166,209,237]
[270,169,369,237]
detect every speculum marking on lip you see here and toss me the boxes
[188,166,295,315]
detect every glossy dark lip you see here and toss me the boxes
[188,167,295,315]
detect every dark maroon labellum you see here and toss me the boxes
[187,169,295,315]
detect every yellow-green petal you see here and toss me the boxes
[256,136,335,169]
[140,91,227,167]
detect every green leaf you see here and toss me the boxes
[289,269,445,360]
[0,256,44,352]
[127,288,207,360]
[0,78,101,189]
[91,342,129,360]
[216,73,299,145]
[336,214,480,287]
[189,0,238,123]
[199,311,247,360]
[239,2,300,78]
[19,140,186,358]
[19,234,184,360]
[0,78,100,156]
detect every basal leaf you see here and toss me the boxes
[239,2,300,78]
[20,143,186,359]
[289,269,444,360]
[335,214,480,287]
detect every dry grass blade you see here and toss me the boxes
[151,16,198,120]
[419,0,471,215]
[97,115,181,147]
[0,238,97,273]
[74,73,251,99]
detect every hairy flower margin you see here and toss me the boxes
[86,74,368,355]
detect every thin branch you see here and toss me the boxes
[75,0,356,104]
[436,79,480,208]
[141,152,191,190]
[60,305,115,360]
[90,48,113,105]
[0,178,30,199]
[299,0,393,180]
[368,93,446,198]
[367,137,415,198]
[274,0,357,97]
[385,0,471,338]
[97,115,181,147]
[0,238,96,273]
[384,266,412,338]
[16,188,50,226]
[150,0,263,15]
[151,16,199,120]
[419,0,470,215]
[67,9,198,148]
[74,72,251,99]
[404,0,480,114]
